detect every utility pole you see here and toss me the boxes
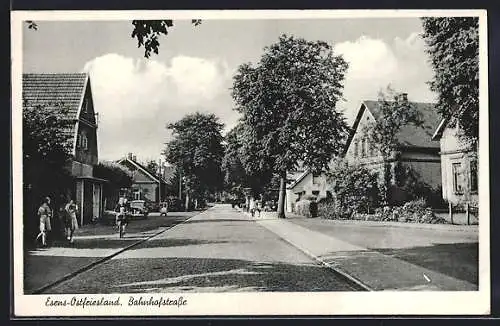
[178,168,182,200]
[158,158,162,204]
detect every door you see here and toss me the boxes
[93,183,101,220]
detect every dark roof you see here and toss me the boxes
[22,73,89,143]
[345,100,442,153]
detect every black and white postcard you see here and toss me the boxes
[11,9,490,316]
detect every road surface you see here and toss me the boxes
[46,205,359,293]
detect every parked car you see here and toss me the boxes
[129,200,149,219]
[159,202,169,216]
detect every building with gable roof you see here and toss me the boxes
[117,153,173,203]
[286,94,444,211]
[23,73,106,226]
[431,118,478,205]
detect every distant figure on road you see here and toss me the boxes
[255,200,262,218]
[36,197,52,247]
[249,199,256,217]
[64,199,79,244]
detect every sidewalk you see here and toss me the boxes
[23,212,196,294]
[253,213,478,291]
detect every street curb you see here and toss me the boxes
[30,210,207,294]
[255,220,374,292]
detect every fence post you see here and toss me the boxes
[449,202,454,225]
[466,203,470,225]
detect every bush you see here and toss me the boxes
[294,199,318,218]
[374,199,447,224]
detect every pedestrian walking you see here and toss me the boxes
[249,199,256,217]
[64,199,79,243]
[35,197,52,247]
[255,200,262,218]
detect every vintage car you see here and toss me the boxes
[129,200,149,219]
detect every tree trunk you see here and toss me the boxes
[277,171,287,219]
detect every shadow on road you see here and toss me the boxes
[374,242,478,284]
[47,256,360,293]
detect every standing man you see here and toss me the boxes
[36,197,52,247]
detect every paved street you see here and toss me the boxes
[24,211,197,294]
[43,205,358,293]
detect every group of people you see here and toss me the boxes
[35,196,79,247]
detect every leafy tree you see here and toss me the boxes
[26,19,202,58]
[221,123,275,199]
[421,17,479,142]
[131,20,201,58]
[363,86,424,158]
[94,161,133,189]
[164,112,224,210]
[324,159,380,219]
[362,87,423,204]
[231,34,349,218]
[23,102,74,239]
[144,160,160,177]
[94,161,134,208]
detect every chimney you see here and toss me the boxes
[400,93,408,102]
[127,153,133,160]
[132,155,137,161]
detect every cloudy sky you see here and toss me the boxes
[23,17,437,162]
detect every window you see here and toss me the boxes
[452,162,463,194]
[82,99,88,114]
[353,140,359,157]
[312,172,320,185]
[78,131,88,150]
[312,191,320,196]
[134,190,141,200]
[470,159,478,193]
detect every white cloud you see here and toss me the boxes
[83,54,236,162]
[335,33,437,125]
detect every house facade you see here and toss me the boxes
[117,154,169,203]
[343,97,442,204]
[285,169,331,213]
[432,119,478,205]
[23,73,106,226]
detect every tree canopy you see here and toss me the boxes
[222,123,275,198]
[94,161,133,189]
[164,112,224,207]
[23,102,74,198]
[131,20,202,58]
[231,34,350,217]
[363,86,423,158]
[421,17,479,141]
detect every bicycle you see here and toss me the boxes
[116,213,128,238]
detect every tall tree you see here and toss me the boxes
[23,102,74,238]
[421,17,479,142]
[362,86,424,204]
[164,112,224,210]
[222,123,275,198]
[231,34,349,218]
